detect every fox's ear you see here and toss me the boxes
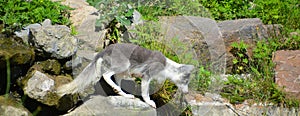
[179,65,194,72]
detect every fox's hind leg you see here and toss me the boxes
[103,71,135,98]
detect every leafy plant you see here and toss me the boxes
[0,0,72,35]
[221,75,252,104]
[249,0,300,29]
[200,0,251,20]
[70,25,78,36]
[230,41,250,74]
[195,66,211,92]
[135,0,211,21]
[279,29,300,50]
[87,0,135,46]
[87,0,134,29]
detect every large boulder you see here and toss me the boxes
[64,95,156,116]
[159,16,226,74]
[0,37,35,94]
[273,50,300,100]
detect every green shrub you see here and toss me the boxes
[195,66,211,92]
[200,0,251,20]
[0,0,71,34]
[87,0,211,22]
[249,0,300,29]
[230,41,250,74]
[201,0,300,29]
[135,0,211,21]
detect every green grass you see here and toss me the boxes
[0,0,72,35]
[221,36,300,108]
[201,0,300,30]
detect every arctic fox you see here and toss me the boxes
[57,43,194,108]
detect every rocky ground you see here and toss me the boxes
[0,0,299,116]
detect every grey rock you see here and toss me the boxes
[265,24,283,38]
[0,96,32,116]
[159,16,226,74]
[76,17,105,51]
[235,103,299,116]
[1,106,31,116]
[29,19,78,59]
[14,23,41,44]
[190,101,237,116]
[64,95,156,116]
[190,101,299,116]
[41,19,52,26]
[186,91,237,116]
[23,71,57,105]
[218,18,268,41]
[187,92,299,116]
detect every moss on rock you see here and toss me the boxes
[0,37,35,69]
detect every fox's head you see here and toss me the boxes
[172,64,194,94]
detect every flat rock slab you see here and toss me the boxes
[273,50,300,100]
[187,92,299,116]
[64,95,156,116]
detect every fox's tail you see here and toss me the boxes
[56,58,103,97]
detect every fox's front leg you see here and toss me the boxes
[141,78,156,108]
[103,71,135,98]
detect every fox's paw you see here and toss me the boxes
[146,100,156,108]
[123,94,135,99]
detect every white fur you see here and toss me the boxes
[166,58,182,68]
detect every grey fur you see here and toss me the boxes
[57,43,194,108]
